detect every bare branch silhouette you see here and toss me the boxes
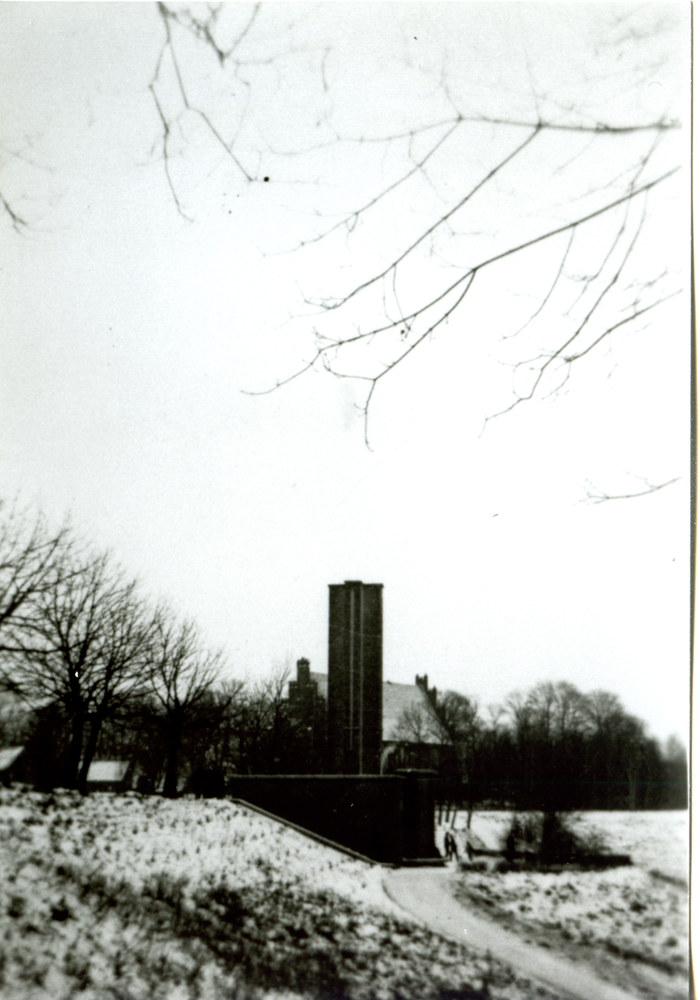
[579,476,681,504]
[0,191,27,233]
[139,4,683,445]
[1,4,686,464]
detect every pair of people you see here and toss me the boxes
[443,830,459,861]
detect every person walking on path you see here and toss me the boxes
[443,830,459,861]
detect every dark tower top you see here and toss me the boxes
[327,581,383,775]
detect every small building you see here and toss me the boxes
[85,760,133,793]
[381,675,449,773]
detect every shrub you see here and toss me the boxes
[501,811,610,867]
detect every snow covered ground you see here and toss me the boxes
[438,809,689,1000]
[440,809,688,882]
[0,787,559,1000]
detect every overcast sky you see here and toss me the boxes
[0,2,690,744]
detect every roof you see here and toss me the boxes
[382,682,447,744]
[0,692,54,715]
[86,760,130,784]
[300,671,448,745]
[0,746,24,771]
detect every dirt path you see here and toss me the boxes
[383,866,643,1000]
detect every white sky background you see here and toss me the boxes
[0,3,690,744]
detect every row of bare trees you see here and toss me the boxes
[0,503,330,793]
[395,680,686,811]
[0,503,236,794]
[486,681,687,811]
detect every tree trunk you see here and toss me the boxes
[63,713,85,789]
[77,711,106,794]
[163,719,182,797]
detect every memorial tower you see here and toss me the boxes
[327,580,383,774]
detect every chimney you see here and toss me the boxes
[416,674,437,707]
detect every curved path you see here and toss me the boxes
[383,866,642,1000]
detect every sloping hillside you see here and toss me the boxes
[0,787,557,999]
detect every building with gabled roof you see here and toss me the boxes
[288,659,451,774]
[383,676,445,744]
[381,675,450,773]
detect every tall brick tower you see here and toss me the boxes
[327,581,383,774]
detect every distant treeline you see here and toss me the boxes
[423,683,687,812]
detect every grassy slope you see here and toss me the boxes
[0,788,556,1000]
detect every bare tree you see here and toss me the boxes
[145,3,685,464]
[435,690,481,781]
[148,612,225,796]
[236,664,293,773]
[1,548,155,790]
[0,502,71,639]
[259,663,292,772]
[583,688,623,724]
[74,588,159,793]
[391,701,441,745]
[494,680,673,811]
[200,678,248,779]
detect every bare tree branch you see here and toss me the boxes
[0,502,72,639]
[0,191,27,233]
[142,4,683,455]
[1,4,685,477]
[579,476,681,504]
